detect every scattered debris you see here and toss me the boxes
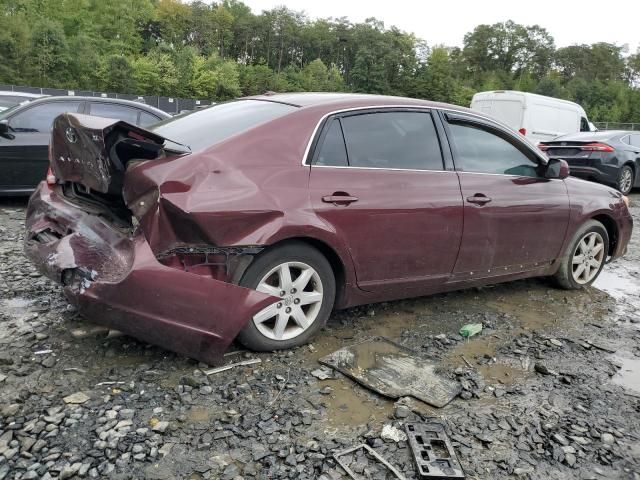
[202,358,261,375]
[310,366,334,380]
[33,349,53,355]
[405,420,465,479]
[333,444,406,480]
[319,337,461,408]
[459,323,483,338]
[381,424,407,442]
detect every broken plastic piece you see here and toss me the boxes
[203,358,262,375]
[333,443,406,480]
[405,421,465,479]
[459,323,482,338]
[319,337,460,408]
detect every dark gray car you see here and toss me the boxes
[0,96,170,195]
[539,131,640,194]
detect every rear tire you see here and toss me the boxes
[237,242,335,351]
[553,220,608,290]
[617,165,634,195]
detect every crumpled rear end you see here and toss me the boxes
[24,183,278,364]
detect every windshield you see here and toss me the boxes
[0,103,22,120]
[151,100,297,152]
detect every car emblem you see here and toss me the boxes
[65,127,77,143]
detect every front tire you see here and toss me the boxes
[617,165,634,195]
[237,242,335,351]
[553,220,609,290]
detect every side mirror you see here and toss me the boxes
[0,119,15,140]
[545,158,570,180]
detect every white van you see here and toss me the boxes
[470,91,593,144]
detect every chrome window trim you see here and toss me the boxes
[301,104,548,168]
[310,164,456,173]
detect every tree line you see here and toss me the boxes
[1,0,639,122]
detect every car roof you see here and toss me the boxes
[553,131,632,142]
[0,91,48,98]
[4,95,171,118]
[246,92,476,114]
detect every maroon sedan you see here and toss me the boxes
[24,93,633,363]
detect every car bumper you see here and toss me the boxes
[24,183,278,364]
[567,165,615,185]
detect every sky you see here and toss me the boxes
[240,0,640,53]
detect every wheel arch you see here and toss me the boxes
[261,236,350,308]
[591,213,618,256]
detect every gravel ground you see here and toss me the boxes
[1,193,639,480]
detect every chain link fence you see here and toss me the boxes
[593,122,640,131]
[0,84,214,114]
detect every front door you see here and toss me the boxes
[442,113,570,281]
[308,109,464,293]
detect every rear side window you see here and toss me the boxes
[314,119,348,166]
[9,101,82,132]
[630,135,640,148]
[339,111,444,170]
[448,122,539,177]
[139,111,161,127]
[151,100,297,152]
[89,102,139,125]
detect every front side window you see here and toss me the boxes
[339,111,444,170]
[448,122,540,177]
[9,101,82,133]
[580,117,590,132]
[89,102,139,125]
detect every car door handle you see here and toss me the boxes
[322,193,359,205]
[466,194,492,205]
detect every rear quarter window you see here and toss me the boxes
[151,100,297,152]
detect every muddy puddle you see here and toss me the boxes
[609,353,640,395]
[319,377,392,431]
[594,268,640,305]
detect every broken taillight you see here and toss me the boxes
[46,141,57,185]
[46,166,57,185]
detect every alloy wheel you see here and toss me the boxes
[619,167,633,194]
[251,261,324,341]
[571,232,605,284]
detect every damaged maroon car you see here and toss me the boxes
[24,93,633,364]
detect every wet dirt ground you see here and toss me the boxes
[1,193,639,480]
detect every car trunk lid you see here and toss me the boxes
[50,112,168,195]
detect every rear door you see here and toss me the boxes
[442,112,570,281]
[0,100,83,191]
[308,108,464,293]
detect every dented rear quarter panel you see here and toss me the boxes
[24,183,279,364]
[123,106,360,304]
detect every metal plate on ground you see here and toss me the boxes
[319,337,460,408]
[405,421,465,479]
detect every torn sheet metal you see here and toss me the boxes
[24,183,279,365]
[405,421,465,479]
[319,337,460,408]
[333,444,406,480]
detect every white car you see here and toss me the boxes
[0,91,48,113]
[470,90,595,144]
